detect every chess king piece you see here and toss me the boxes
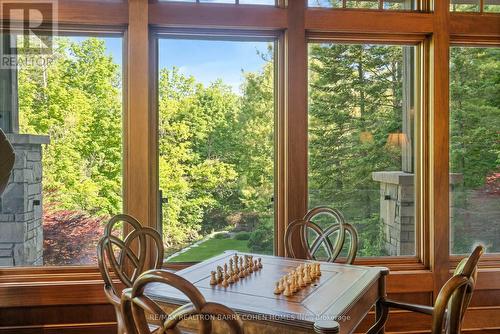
[234,259,240,275]
[304,266,312,284]
[210,271,217,286]
[274,282,281,295]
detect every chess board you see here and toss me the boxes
[147,252,388,334]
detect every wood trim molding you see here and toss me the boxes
[305,9,434,34]
[124,0,154,234]
[148,2,287,29]
[284,0,308,259]
[0,0,128,26]
[450,13,500,37]
[429,0,451,300]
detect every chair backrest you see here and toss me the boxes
[97,214,164,297]
[121,269,244,334]
[432,245,484,334]
[285,206,358,264]
[0,129,15,196]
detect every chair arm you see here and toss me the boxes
[384,299,434,315]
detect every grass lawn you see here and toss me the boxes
[168,237,250,262]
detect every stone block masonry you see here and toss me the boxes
[0,134,49,266]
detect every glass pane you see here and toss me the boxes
[0,35,123,267]
[346,0,379,9]
[239,0,275,5]
[450,47,500,255]
[450,0,480,12]
[484,0,500,12]
[308,43,417,257]
[159,39,275,262]
[309,0,416,9]
[308,0,342,7]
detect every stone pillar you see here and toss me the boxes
[0,133,49,266]
[372,171,464,256]
[372,171,415,256]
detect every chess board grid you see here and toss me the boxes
[148,251,387,327]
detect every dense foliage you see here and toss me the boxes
[308,43,409,256]
[16,38,498,264]
[449,47,500,253]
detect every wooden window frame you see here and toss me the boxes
[0,0,497,310]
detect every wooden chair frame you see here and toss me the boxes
[97,214,164,334]
[367,245,484,334]
[121,269,244,334]
[285,206,358,264]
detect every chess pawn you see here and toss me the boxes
[278,278,285,292]
[283,282,292,297]
[274,282,281,295]
[258,258,263,269]
[222,276,229,288]
[232,271,239,282]
[210,271,217,286]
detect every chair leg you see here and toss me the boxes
[367,299,389,334]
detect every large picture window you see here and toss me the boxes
[308,42,417,257]
[156,36,276,263]
[449,46,500,255]
[0,34,123,266]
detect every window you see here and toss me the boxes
[308,42,417,257]
[157,36,276,263]
[0,34,123,266]
[449,46,500,255]
[450,0,500,12]
[308,0,419,10]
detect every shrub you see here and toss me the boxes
[234,231,251,240]
[213,232,230,240]
[247,218,273,254]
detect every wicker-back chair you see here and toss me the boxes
[121,269,244,334]
[368,245,484,334]
[97,214,164,334]
[285,206,358,264]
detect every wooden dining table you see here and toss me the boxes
[146,251,389,334]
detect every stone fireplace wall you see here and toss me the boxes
[0,133,49,266]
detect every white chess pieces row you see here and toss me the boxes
[274,262,322,296]
[210,254,263,287]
